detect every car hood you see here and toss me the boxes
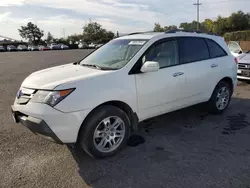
[238,53,250,64]
[21,63,110,90]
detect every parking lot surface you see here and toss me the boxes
[1,50,250,188]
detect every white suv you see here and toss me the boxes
[11,31,237,158]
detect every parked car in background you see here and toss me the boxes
[237,53,250,81]
[48,43,60,50]
[39,45,50,51]
[59,44,69,50]
[95,44,103,49]
[78,42,88,49]
[0,45,5,52]
[17,45,28,51]
[7,45,17,52]
[88,43,97,49]
[28,45,39,51]
[228,41,250,81]
[11,31,237,158]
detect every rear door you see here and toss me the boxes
[177,37,221,105]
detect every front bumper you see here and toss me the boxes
[11,109,62,144]
[237,69,250,80]
[11,102,91,143]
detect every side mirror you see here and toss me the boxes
[140,61,160,73]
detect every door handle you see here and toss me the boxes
[173,72,184,77]
[211,64,218,68]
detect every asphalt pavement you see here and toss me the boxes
[1,50,250,188]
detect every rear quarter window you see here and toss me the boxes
[206,39,227,58]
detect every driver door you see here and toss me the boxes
[134,39,187,120]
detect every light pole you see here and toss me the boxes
[193,0,202,31]
[63,28,65,38]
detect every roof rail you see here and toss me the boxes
[127,31,155,35]
[166,29,203,34]
[165,29,219,36]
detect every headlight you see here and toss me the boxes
[31,89,74,107]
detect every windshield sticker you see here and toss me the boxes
[128,41,146,45]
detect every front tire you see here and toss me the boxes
[207,81,232,114]
[78,105,130,158]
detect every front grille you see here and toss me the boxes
[238,63,250,70]
[16,88,36,105]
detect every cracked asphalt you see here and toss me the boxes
[1,50,250,188]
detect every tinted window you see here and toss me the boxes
[142,40,179,68]
[206,39,227,58]
[179,37,209,64]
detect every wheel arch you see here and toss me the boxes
[218,77,233,92]
[77,100,139,142]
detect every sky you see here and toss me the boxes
[0,0,250,40]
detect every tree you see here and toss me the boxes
[154,23,178,32]
[46,32,54,43]
[228,11,250,31]
[154,23,165,32]
[18,22,44,45]
[179,21,207,31]
[82,21,114,43]
[177,10,250,36]
[166,25,178,30]
[213,16,229,35]
[202,19,214,32]
[67,34,83,43]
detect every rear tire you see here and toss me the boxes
[78,105,130,158]
[206,81,232,114]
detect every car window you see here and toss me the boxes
[206,39,227,58]
[142,40,179,68]
[228,41,242,53]
[179,37,209,64]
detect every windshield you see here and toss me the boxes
[80,39,148,70]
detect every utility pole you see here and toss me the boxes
[193,0,202,31]
[63,28,65,38]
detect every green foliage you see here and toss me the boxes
[154,23,177,32]
[66,34,83,43]
[202,19,214,32]
[224,30,250,41]
[178,11,250,36]
[46,32,54,43]
[18,22,44,45]
[154,23,165,32]
[228,11,250,31]
[82,21,115,43]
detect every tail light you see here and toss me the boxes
[234,57,238,64]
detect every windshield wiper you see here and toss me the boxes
[81,63,118,70]
[81,64,102,70]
